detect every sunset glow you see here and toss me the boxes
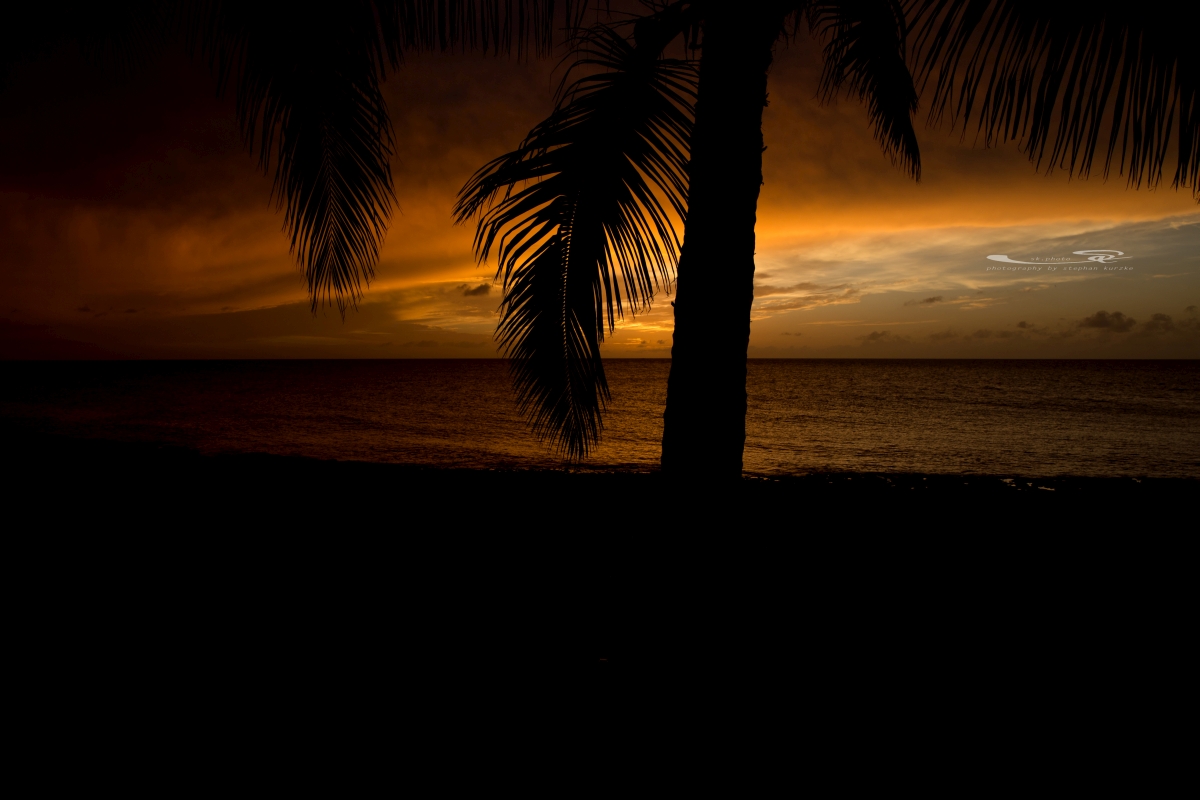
[3,37,1196,360]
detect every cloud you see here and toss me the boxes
[859,330,909,344]
[754,281,821,297]
[76,306,91,313]
[459,283,491,297]
[780,331,802,336]
[753,287,862,313]
[928,329,958,341]
[1017,320,1031,328]
[903,295,943,306]
[1078,310,1137,332]
[972,329,993,338]
[402,340,439,347]
[124,308,137,314]
[1137,312,1200,336]
[1142,313,1175,333]
[1187,306,1198,315]
[955,296,1005,310]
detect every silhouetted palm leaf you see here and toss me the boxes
[910,0,1198,199]
[190,3,397,313]
[455,27,695,458]
[377,0,583,62]
[188,1,584,313]
[810,0,922,179]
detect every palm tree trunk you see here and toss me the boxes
[661,6,782,478]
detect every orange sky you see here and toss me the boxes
[2,31,1197,359]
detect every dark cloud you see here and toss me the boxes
[1079,310,1137,332]
[779,332,802,336]
[124,308,137,314]
[928,329,958,341]
[460,283,491,297]
[402,340,439,347]
[1138,313,1200,336]
[904,295,943,307]
[972,329,993,338]
[859,330,909,344]
[1187,306,1198,315]
[1014,321,1051,336]
[1143,313,1175,333]
[76,306,91,313]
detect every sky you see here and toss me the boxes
[2,27,1198,359]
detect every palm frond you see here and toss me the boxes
[377,0,588,64]
[455,27,696,459]
[810,0,922,179]
[186,1,589,314]
[909,0,1199,199]
[189,2,397,313]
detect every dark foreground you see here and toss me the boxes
[10,427,1197,526]
[5,427,1194,764]
[9,425,1193,616]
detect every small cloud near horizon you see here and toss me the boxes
[859,330,909,344]
[459,283,491,297]
[1079,310,1136,332]
[904,295,943,307]
[1142,313,1175,333]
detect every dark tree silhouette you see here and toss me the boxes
[454,27,695,459]
[3,1,1196,476]
[460,0,1198,476]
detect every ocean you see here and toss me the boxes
[3,359,1198,478]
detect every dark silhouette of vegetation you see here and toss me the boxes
[454,27,695,459]
[457,1,1197,476]
[2,1,1195,475]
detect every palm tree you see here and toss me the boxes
[5,2,1194,477]
[457,0,1198,477]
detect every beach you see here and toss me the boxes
[11,423,1193,534]
[7,423,1192,715]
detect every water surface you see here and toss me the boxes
[3,359,1197,478]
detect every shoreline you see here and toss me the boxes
[9,428,1194,522]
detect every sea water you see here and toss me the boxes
[3,359,1198,478]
